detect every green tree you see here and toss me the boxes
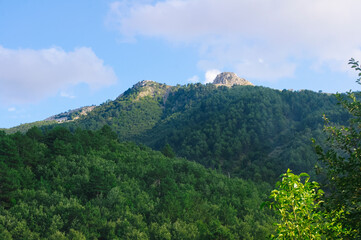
[267,169,324,239]
[0,125,275,239]
[161,144,176,158]
[314,58,361,237]
[267,169,352,239]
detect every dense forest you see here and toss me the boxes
[47,82,350,183]
[3,77,360,238]
[138,85,350,182]
[0,126,274,239]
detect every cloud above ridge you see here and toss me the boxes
[0,46,117,105]
[204,69,221,84]
[109,0,361,81]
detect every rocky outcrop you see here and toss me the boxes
[118,80,172,101]
[133,80,155,89]
[45,106,95,122]
[212,72,253,87]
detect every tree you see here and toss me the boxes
[267,169,324,239]
[161,143,176,158]
[314,58,361,237]
[266,169,353,239]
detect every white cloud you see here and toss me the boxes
[109,0,361,81]
[204,69,221,84]
[60,91,75,99]
[187,75,199,83]
[0,46,117,104]
[8,107,16,112]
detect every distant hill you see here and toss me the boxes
[3,106,96,134]
[3,120,58,134]
[44,105,96,122]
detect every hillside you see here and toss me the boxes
[0,126,274,239]
[3,120,58,134]
[4,80,170,138]
[1,72,354,239]
[137,84,349,182]
[44,106,96,122]
[62,80,172,141]
[3,73,350,182]
[58,80,348,182]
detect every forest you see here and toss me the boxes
[55,82,350,183]
[1,64,361,238]
[0,126,274,239]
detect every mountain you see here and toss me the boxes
[3,73,349,182]
[61,80,172,141]
[135,84,348,182]
[4,80,170,137]
[5,72,250,132]
[0,73,352,238]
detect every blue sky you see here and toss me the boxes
[1,0,361,128]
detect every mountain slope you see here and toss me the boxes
[3,73,350,182]
[136,84,349,181]
[4,80,170,138]
[44,106,96,122]
[56,79,349,182]
[0,126,274,239]
[60,80,171,141]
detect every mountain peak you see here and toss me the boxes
[133,80,157,89]
[118,80,172,101]
[212,72,253,87]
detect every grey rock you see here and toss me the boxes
[212,72,253,87]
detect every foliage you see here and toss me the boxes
[161,143,176,158]
[5,81,350,184]
[1,73,357,239]
[140,84,348,182]
[61,81,168,141]
[267,169,353,239]
[0,126,274,239]
[268,169,324,239]
[314,58,361,237]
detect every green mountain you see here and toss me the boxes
[136,84,349,182]
[57,78,348,183]
[63,80,172,141]
[4,73,350,182]
[1,72,352,239]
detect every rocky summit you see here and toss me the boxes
[212,72,253,87]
